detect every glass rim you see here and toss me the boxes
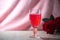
[29,9,41,14]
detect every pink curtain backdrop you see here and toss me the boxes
[0,0,60,31]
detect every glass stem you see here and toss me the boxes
[33,28,37,38]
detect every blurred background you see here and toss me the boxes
[0,0,60,31]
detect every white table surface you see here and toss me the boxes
[0,31,60,40]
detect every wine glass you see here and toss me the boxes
[29,10,41,38]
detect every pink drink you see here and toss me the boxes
[30,14,41,28]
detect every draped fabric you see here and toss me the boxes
[0,0,60,31]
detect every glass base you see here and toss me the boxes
[30,35,41,39]
[30,35,39,38]
[29,35,43,40]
